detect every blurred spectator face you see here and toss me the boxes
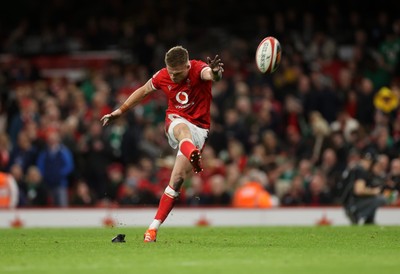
[20,98,37,117]
[189,175,204,196]
[143,126,156,141]
[44,97,58,111]
[0,133,10,150]
[331,131,344,148]
[310,173,325,194]
[347,129,359,145]
[76,181,90,196]
[227,139,244,159]
[360,78,373,95]
[234,81,250,96]
[262,131,277,151]
[92,91,108,108]
[25,166,42,185]
[107,164,124,182]
[56,88,69,105]
[286,126,301,144]
[235,96,251,115]
[347,150,361,167]
[10,164,23,181]
[46,130,60,148]
[298,159,312,176]
[17,131,31,150]
[298,75,311,94]
[372,160,386,177]
[202,146,216,160]
[24,121,39,142]
[360,156,374,170]
[72,94,87,114]
[322,148,337,167]
[61,116,79,137]
[125,165,142,187]
[390,159,400,176]
[47,105,61,122]
[291,175,304,191]
[285,95,302,114]
[209,174,226,196]
[250,144,266,163]
[378,154,390,172]
[224,109,239,126]
[374,127,389,149]
[225,163,241,187]
[89,121,103,137]
[247,167,269,187]
[257,108,272,125]
[338,68,352,88]
[139,157,154,178]
[354,29,367,45]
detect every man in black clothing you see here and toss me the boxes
[342,152,388,225]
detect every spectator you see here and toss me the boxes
[382,158,400,205]
[303,171,333,206]
[355,78,376,129]
[8,130,39,173]
[330,109,360,143]
[342,152,388,225]
[207,174,232,206]
[118,164,158,206]
[8,164,26,206]
[70,179,97,207]
[78,120,113,198]
[0,133,10,171]
[23,166,48,207]
[8,97,39,146]
[318,147,343,197]
[101,163,124,205]
[232,169,277,208]
[0,171,19,208]
[36,129,74,207]
[185,175,210,206]
[281,175,305,206]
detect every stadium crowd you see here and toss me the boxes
[0,0,400,208]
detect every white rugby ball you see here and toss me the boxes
[255,36,281,74]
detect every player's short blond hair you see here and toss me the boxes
[165,46,189,68]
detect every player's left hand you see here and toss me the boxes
[207,55,224,74]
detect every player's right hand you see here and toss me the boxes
[100,112,119,126]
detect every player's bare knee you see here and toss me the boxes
[173,123,191,140]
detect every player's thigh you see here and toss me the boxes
[172,122,192,141]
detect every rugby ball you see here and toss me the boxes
[255,36,281,74]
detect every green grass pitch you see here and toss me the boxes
[1,226,399,274]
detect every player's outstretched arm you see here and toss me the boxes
[101,79,154,126]
[202,55,224,81]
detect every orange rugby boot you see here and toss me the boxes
[143,228,157,242]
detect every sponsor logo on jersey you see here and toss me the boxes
[176,91,189,104]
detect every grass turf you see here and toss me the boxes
[0,226,399,274]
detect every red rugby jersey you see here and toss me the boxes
[151,60,212,129]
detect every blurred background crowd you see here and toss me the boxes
[1,0,400,208]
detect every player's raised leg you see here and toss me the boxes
[173,123,203,173]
